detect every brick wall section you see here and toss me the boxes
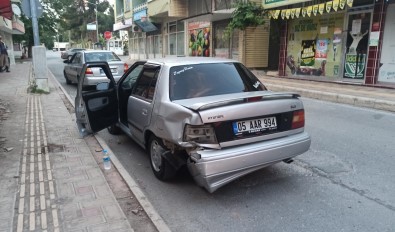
[278,21,288,77]
[366,0,386,84]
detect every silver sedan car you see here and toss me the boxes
[75,57,311,193]
[63,50,128,86]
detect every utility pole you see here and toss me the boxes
[30,0,40,45]
[86,1,99,44]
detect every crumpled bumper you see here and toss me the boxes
[187,132,311,193]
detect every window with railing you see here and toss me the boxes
[188,0,211,16]
[214,0,238,11]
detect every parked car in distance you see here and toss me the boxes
[75,57,311,193]
[61,48,85,59]
[63,50,128,86]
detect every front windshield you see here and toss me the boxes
[169,63,266,100]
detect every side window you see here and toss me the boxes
[72,53,81,64]
[132,67,160,101]
[121,64,144,89]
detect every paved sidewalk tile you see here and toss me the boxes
[9,63,133,231]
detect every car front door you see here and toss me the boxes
[69,52,82,83]
[127,64,161,144]
[75,62,119,136]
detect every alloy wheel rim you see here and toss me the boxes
[151,140,162,172]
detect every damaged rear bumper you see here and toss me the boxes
[187,132,311,193]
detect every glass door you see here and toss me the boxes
[343,12,372,80]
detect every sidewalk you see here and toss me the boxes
[252,71,395,113]
[0,62,133,231]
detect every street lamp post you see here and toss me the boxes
[86,2,99,44]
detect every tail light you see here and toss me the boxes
[85,68,93,75]
[291,110,305,129]
[124,63,129,73]
[184,124,218,144]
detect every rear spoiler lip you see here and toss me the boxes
[174,92,301,111]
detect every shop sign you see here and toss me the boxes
[378,64,395,84]
[263,0,312,9]
[344,54,366,79]
[301,40,316,66]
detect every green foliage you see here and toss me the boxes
[13,0,59,48]
[28,82,49,94]
[14,0,114,51]
[224,1,267,39]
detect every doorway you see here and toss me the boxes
[343,11,372,80]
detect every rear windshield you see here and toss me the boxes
[84,52,121,62]
[169,63,266,100]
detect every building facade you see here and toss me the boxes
[114,0,271,69]
[0,0,25,65]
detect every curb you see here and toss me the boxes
[47,68,171,232]
[265,83,395,113]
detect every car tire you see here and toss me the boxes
[107,124,122,135]
[149,135,177,181]
[64,71,72,85]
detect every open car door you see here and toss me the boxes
[75,62,119,136]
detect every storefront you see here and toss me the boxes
[212,19,240,60]
[285,13,345,78]
[267,0,381,84]
[129,8,160,60]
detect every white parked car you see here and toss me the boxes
[75,57,311,193]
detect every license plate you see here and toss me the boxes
[100,68,117,74]
[232,117,277,135]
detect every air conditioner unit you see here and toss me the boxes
[133,25,141,32]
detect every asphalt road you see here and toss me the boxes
[47,51,395,232]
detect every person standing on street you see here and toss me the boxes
[0,36,10,72]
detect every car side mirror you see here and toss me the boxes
[63,59,69,64]
[96,82,109,91]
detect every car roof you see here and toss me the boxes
[143,57,239,66]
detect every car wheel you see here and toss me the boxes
[107,124,122,135]
[149,135,176,180]
[64,71,72,85]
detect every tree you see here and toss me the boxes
[13,0,59,57]
[224,1,267,39]
[56,0,114,47]
[13,0,114,55]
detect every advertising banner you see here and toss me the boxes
[188,22,211,57]
[301,40,316,66]
[315,39,328,59]
[344,54,366,79]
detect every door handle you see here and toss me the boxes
[142,109,147,115]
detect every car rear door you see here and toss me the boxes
[75,62,119,136]
[127,64,161,144]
